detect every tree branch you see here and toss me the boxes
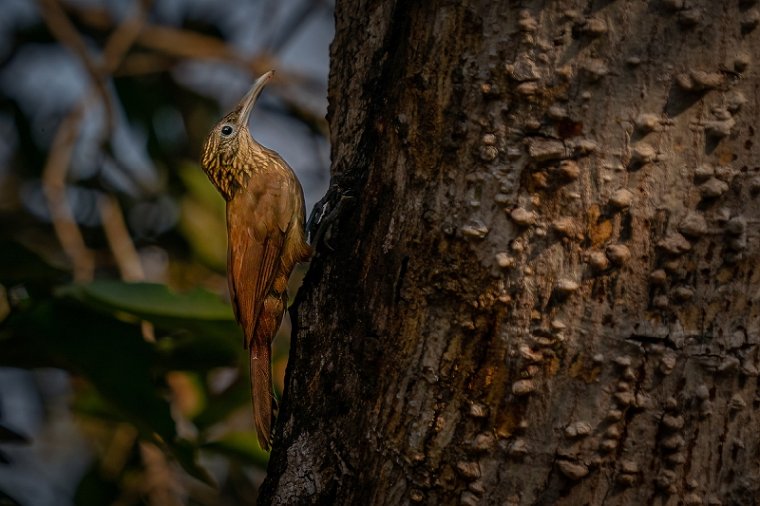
[40,103,94,282]
[37,0,115,133]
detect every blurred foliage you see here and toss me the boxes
[177,162,228,272]
[0,245,293,504]
[0,0,330,504]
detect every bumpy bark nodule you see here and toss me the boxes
[260,2,760,505]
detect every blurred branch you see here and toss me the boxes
[134,25,252,65]
[101,0,153,73]
[61,1,329,136]
[41,103,95,282]
[98,194,156,341]
[99,195,143,282]
[139,442,184,506]
[40,3,182,495]
[37,0,115,134]
[95,14,181,480]
[62,2,276,75]
[100,187,189,506]
[100,423,138,480]
[40,0,153,281]
[133,25,329,135]
[40,0,327,281]
[97,2,155,332]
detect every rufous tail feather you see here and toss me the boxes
[249,292,285,450]
[251,343,273,450]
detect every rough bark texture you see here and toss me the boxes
[261,1,760,505]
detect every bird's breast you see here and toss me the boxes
[205,159,255,201]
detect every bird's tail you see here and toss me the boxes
[249,292,286,450]
[250,342,273,450]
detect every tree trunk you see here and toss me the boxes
[260,1,760,504]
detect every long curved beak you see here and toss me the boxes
[236,70,274,128]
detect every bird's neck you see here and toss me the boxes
[207,163,249,201]
[206,142,268,200]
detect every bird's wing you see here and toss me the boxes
[226,172,294,348]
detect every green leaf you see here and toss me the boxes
[58,280,244,371]
[1,300,177,443]
[59,280,234,322]
[0,298,218,485]
[201,431,269,467]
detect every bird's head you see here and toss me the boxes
[200,70,274,192]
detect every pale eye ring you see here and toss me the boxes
[221,125,233,136]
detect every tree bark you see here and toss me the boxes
[261,1,760,505]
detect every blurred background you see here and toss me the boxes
[0,0,332,504]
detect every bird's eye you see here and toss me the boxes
[221,125,234,136]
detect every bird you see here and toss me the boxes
[200,70,311,449]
